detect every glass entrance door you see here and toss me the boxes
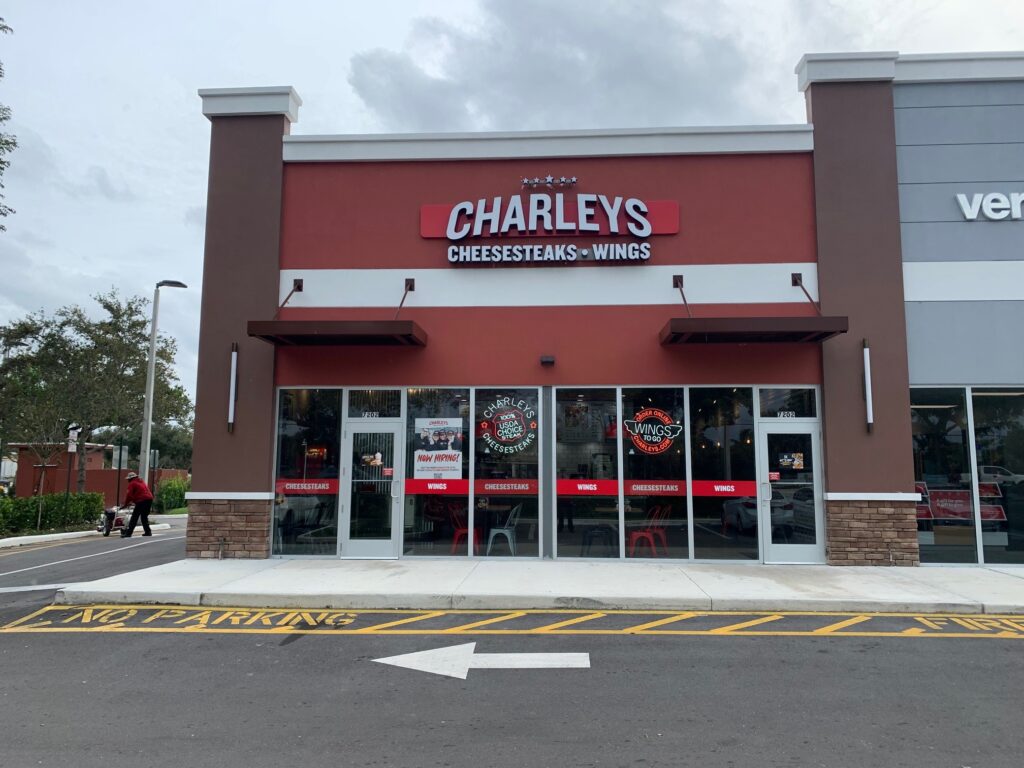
[340,425,403,558]
[758,423,825,564]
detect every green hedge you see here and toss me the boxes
[0,492,105,536]
[154,476,189,513]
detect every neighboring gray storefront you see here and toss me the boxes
[894,63,1024,564]
[896,78,1024,385]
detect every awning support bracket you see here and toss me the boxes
[394,278,416,320]
[791,273,821,316]
[274,278,304,320]
[672,274,692,318]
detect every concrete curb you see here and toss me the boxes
[52,588,1011,614]
[0,523,172,549]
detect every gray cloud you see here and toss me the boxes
[74,165,136,202]
[349,0,752,132]
[184,205,206,229]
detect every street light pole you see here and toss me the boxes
[139,280,187,485]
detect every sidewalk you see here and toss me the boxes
[55,558,1024,614]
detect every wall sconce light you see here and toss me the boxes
[863,338,874,433]
[227,342,238,433]
[540,355,555,366]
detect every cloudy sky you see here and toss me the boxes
[1,0,1022,401]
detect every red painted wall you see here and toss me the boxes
[280,153,818,269]
[276,152,821,388]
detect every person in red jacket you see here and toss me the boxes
[120,472,154,538]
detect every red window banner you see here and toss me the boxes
[623,480,686,496]
[981,504,1008,522]
[691,480,757,497]
[475,479,538,495]
[929,490,973,520]
[914,481,928,495]
[556,479,619,496]
[978,482,1002,498]
[404,479,470,496]
[917,499,1007,522]
[276,479,340,496]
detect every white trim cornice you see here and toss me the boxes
[199,86,302,123]
[797,50,1024,92]
[282,125,813,162]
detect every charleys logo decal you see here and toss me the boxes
[480,396,538,454]
[624,408,683,455]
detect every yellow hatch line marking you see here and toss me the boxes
[532,612,607,632]
[2,606,1022,639]
[0,605,54,629]
[23,604,1024,619]
[350,611,448,633]
[812,615,873,634]
[441,612,529,633]
[0,626,1021,640]
[623,612,698,633]
[709,615,784,634]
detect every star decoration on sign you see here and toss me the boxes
[520,175,579,189]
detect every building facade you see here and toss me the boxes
[185,51,1024,566]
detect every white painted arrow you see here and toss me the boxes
[373,642,590,679]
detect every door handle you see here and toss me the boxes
[761,482,772,501]
[390,479,401,499]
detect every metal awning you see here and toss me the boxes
[659,316,848,345]
[248,320,428,347]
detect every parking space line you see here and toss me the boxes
[0,536,185,578]
[0,541,72,558]
[812,615,873,634]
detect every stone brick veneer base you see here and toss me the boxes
[186,500,272,559]
[826,500,919,566]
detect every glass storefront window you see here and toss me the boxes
[759,388,816,419]
[620,388,688,558]
[971,388,1024,564]
[273,389,342,555]
[690,388,756,560]
[555,389,620,557]
[403,388,470,556]
[348,389,402,419]
[474,389,540,557]
[911,388,976,563]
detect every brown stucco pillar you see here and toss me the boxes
[805,78,918,565]
[187,88,300,558]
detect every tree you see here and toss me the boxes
[0,291,193,494]
[0,18,16,230]
[95,420,194,472]
[0,315,80,525]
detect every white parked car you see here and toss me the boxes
[979,465,1024,486]
[722,491,793,532]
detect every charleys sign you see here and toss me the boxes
[420,177,679,266]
